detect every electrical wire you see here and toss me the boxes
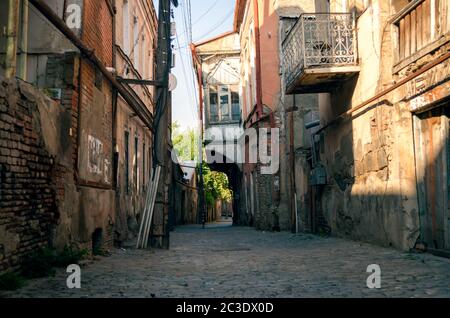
[193,7,234,42]
[174,0,200,126]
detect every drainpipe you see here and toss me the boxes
[18,0,28,80]
[252,0,263,119]
[5,0,20,78]
[305,119,320,234]
[112,0,118,191]
[289,96,297,233]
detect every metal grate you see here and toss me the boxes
[282,13,357,88]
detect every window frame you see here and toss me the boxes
[392,0,447,73]
[124,130,130,194]
[123,0,130,55]
[207,84,241,124]
[133,16,140,71]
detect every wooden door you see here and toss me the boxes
[414,105,450,250]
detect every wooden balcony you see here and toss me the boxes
[282,13,360,94]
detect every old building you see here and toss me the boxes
[191,31,243,225]
[281,0,450,252]
[232,0,322,232]
[170,161,198,227]
[222,0,450,254]
[0,0,165,272]
[113,0,158,245]
[0,0,118,270]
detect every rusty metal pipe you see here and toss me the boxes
[317,50,450,133]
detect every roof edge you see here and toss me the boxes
[193,30,238,48]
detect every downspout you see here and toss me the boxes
[73,0,83,185]
[18,0,29,80]
[252,0,263,119]
[289,96,297,233]
[111,0,118,191]
[305,120,320,234]
[5,0,20,78]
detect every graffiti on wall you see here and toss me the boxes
[88,135,104,175]
[87,135,112,185]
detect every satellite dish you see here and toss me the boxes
[168,73,178,91]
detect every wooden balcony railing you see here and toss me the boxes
[394,0,439,62]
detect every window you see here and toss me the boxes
[124,131,129,194]
[245,58,251,116]
[219,86,230,122]
[123,1,130,55]
[94,68,103,89]
[394,0,440,61]
[142,36,146,78]
[143,141,146,188]
[231,88,241,121]
[134,136,139,192]
[208,85,240,123]
[133,17,140,70]
[210,86,219,122]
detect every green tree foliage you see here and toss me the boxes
[172,122,232,206]
[172,121,198,162]
[203,163,232,206]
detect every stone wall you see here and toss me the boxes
[316,0,437,250]
[0,77,60,272]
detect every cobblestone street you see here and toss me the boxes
[2,221,450,298]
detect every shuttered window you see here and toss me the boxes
[395,0,440,61]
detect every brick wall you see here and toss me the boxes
[72,0,115,251]
[0,77,59,273]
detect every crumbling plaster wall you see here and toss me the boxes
[318,0,421,250]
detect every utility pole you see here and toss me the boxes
[151,0,177,249]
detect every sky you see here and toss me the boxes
[156,0,236,130]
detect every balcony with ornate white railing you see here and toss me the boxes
[282,13,360,94]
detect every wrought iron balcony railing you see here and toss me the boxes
[282,13,357,90]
